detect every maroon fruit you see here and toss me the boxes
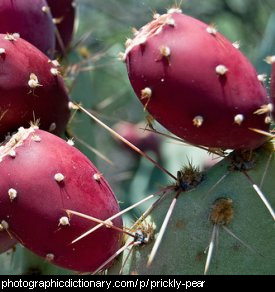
[0,127,123,272]
[47,0,76,55]
[124,10,270,150]
[0,0,55,57]
[0,34,70,140]
[270,57,275,120]
[0,232,16,254]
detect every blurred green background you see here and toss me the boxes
[1,0,275,274]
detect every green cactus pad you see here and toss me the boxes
[109,143,275,275]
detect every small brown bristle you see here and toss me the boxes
[175,163,203,191]
[132,218,155,245]
[229,149,257,171]
[195,251,205,262]
[210,198,234,225]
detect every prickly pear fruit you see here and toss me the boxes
[47,0,75,55]
[0,34,70,140]
[124,10,270,150]
[270,57,275,119]
[0,127,123,272]
[114,121,160,157]
[0,0,55,57]
[0,232,16,254]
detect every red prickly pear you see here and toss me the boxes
[0,34,70,140]
[0,232,17,254]
[270,56,275,120]
[124,11,270,150]
[0,127,123,272]
[0,0,55,57]
[47,0,76,55]
[114,121,161,157]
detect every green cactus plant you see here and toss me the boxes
[0,0,275,276]
[0,246,70,275]
[108,143,275,275]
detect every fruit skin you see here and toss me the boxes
[0,127,123,272]
[0,0,55,57]
[125,12,269,150]
[271,62,275,119]
[0,233,16,254]
[0,34,70,140]
[47,0,75,55]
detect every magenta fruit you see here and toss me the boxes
[0,127,123,272]
[0,232,16,254]
[270,57,275,120]
[124,11,270,149]
[47,0,76,55]
[0,34,70,140]
[0,0,55,57]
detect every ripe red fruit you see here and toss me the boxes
[47,0,75,55]
[0,0,55,57]
[0,127,123,272]
[0,232,16,254]
[271,58,275,119]
[0,34,70,140]
[125,11,270,150]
